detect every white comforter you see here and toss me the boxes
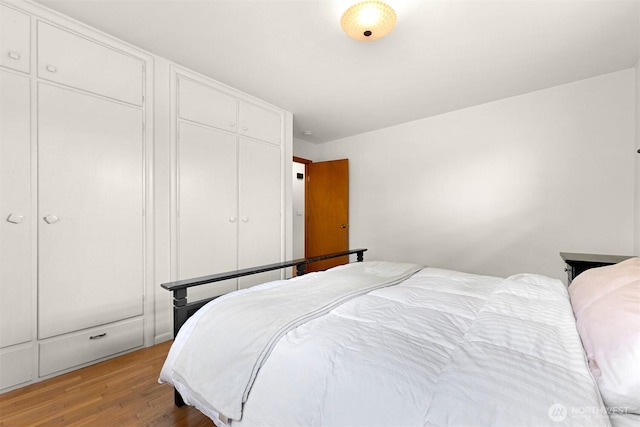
[160,263,611,427]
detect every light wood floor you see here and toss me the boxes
[0,341,214,426]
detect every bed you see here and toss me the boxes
[159,250,639,427]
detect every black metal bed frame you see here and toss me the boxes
[160,248,368,407]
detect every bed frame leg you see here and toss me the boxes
[296,263,306,276]
[173,288,188,337]
[174,389,185,407]
[172,288,188,408]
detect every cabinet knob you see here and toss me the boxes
[46,65,57,73]
[229,216,237,223]
[242,126,248,131]
[7,214,24,224]
[8,51,21,60]
[341,224,349,229]
[230,122,235,127]
[241,217,249,223]
[43,214,59,224]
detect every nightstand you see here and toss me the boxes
[560,252,634,284]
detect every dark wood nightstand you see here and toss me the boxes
[560,252,635,284]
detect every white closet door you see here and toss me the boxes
[0,5,30,73]
[38,84,143,339]
[238,138,282,289]
[239,101,281,145]
[0,71,32,348]
[178,77,237,133]
[178,122,238,301]
[37,22,143,106]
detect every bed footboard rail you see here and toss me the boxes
[161,248,366,408]
[161,248,368,336]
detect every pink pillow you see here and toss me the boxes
[569,257,640,414]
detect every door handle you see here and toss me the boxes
[44,214,59,224]
[341,224,348,229]
[7,214,24,224]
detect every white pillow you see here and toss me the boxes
[568,257,640,414]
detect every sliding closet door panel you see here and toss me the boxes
[178,122,238,301]
[0,71,32,348]
[38,84,143,339]
[238,138,281,289]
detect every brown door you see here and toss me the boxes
[306,159,349,272]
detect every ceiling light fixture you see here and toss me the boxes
[340,1,397,42]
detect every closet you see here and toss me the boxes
[0,3,149,391]
[0,0,292,392]
[175,73,286,301]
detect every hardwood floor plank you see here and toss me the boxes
[0,341,214,427]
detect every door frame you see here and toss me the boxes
[293,156,312,259]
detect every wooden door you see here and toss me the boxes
[38,84,144,339]
[306,159,349,272]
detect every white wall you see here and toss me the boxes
[292,162,306,259]
[293,137,319,160]
[635,60,640,255]
[316,70,636,281]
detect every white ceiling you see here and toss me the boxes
[34,0,640,143]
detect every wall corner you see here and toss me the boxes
[635,60,640,255]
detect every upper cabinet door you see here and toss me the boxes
[37,22,143,106]
[239,101,282,145]
[178,77,237,132]
[0,5,30,73]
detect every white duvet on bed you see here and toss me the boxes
[160,264,612,427]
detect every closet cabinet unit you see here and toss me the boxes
[175,73,288,299]
[35,25,146,374]
[0,1,150,392]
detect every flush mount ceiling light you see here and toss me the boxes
[340,1,397,42]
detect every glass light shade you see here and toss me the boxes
[340,1,397,42]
